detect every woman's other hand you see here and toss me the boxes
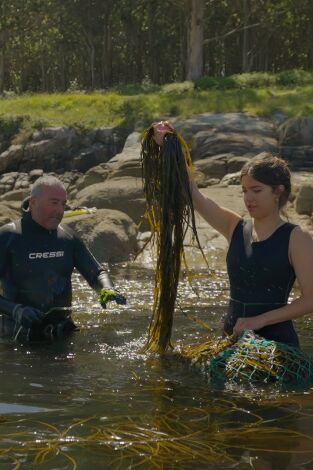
[233,315,264,337]
[152,121,174,146]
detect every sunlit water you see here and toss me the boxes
[1,250,313,469]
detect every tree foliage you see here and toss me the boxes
[0,0,312,92]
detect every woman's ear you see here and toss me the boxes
[274,184,285,196]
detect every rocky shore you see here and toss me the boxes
[0,112,313,262]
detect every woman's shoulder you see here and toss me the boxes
[289,224,313,255]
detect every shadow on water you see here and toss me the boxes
[1,256,313,468]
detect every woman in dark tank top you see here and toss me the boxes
[153,122,313,347]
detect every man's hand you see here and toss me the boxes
[152,121,174,146]
[98,289,127,309]
[12,305,45,329]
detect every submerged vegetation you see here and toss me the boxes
[2,401,313,469]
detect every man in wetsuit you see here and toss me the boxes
[0,175,126,341]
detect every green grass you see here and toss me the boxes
[1,82,313,138]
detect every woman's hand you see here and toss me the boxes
[233,315,265,337]
[152,121,174,146]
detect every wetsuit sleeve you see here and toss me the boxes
[73,236,114,292]
[0,226,19,316]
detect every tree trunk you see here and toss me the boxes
[0,30,5,93]
[102,21,112,86]
[186,0,204,80]
[90,43,95,89]
[242,0,249,72]
[40,56,46,91]
[0,48,4,93]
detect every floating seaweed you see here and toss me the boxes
[2,404,313,469]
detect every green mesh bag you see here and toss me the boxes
[182,330,313,386]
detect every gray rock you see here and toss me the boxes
[175,112,276,142]
[227,156,250,173]
[278,118,313,146]
[62,208,138,262]
[0,189,29,202]
[29,169,44,181]
[192,131,277,160]
[221,171,241,185]
[0,203,20,226]
[0,145,24,173]
[72,143,109,172]
[295,184,313,215]
[75,177,145,225]
[76,164,109,191]
[108,160,142,179]
[193,155,228,179]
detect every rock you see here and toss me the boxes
[72,143,109,172]
[75,177,145,225]
[62,208,138,262]
[0,189,29,202]
[0,202,20,226]
[295,184,313,215]
[227,156,250,173]
[278,117,313,146]
[175,113,276,141]
[220,171,241,185]
[0,145,24,173]
[29,169,44,182]
[108,160,142,179]
[32,127,74,142]
[193,155,228,179]
[123,131,141,150]
[191,131,277,160]
[76,164,109,191]
[192,167,211,188]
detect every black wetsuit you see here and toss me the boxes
[225,219,299,347]
[0,212,112,339]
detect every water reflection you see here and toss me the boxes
[0,250,313,468]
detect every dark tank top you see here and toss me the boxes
[225,219,299,346]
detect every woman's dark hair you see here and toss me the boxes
[240,152,291,208]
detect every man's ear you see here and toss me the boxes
[29,197,36,210]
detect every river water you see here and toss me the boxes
[1,250,313,469]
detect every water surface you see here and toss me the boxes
[1,251,313,469]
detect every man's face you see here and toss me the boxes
[29,186,67,230]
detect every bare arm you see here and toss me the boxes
[190,176,241,243]
[152,121,241,243]
[233,227,313,335]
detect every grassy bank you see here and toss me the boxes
[1,72,313,135]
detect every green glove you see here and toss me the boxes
[98,288,127,309]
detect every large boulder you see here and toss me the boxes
[191,131,277,160]
[75,164,109,192]
[107,131,142,179]
[173,113,277,161]
[0,202,20,227]
[62,209,138,262]
[75,177,145,225]
[0,188,29,202]
[0,145,24,173]
[193,155,228,179]
[175,113,276,141]
[295,184,313,215]
[278,118,313,170]
[278,118,313,146]
[193,154,250,181]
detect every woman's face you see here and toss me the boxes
[241,174,280,219]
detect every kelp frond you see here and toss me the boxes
[141,126,206,353]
